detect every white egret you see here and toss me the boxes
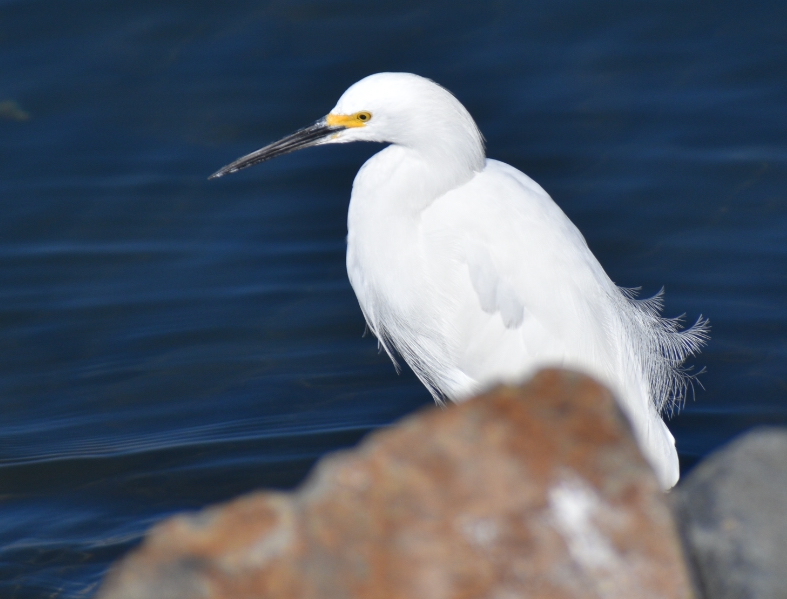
[210,73,708,488]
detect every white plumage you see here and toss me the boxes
[211,72,709,489]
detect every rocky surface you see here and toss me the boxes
[97,369,695,599]
[672,427,787,599]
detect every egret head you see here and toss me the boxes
[209,73,485,179]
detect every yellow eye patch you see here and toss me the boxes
[327,111,372,128]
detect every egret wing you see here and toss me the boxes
[420,159,620,394]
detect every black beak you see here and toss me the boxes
[209,118,344,179]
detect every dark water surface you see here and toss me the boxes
[1,0,785,595]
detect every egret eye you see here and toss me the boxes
[356,111,372,122]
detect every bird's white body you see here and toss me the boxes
[212,72,708,489]
[348,149,683,486]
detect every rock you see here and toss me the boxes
[671,427,787,599]
[97,369,694,599]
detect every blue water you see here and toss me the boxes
[1,0,785,596]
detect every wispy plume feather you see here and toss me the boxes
[617,287,710,416]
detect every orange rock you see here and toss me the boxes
[97,369,695,599]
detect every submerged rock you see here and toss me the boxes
[97,369,694,599]
[672,427,787,599]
